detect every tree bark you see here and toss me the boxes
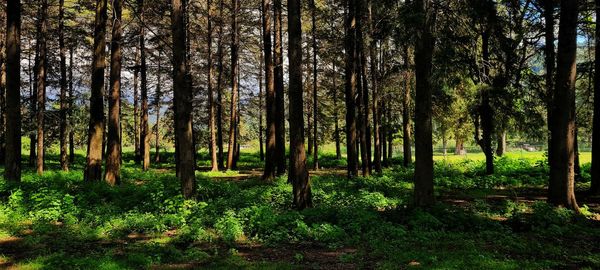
[333,62,341,160]
[496,131,506,156]
[207,0,218,171]
[4,0,21,181]
[311,0,319,171]
[288,0,311,210]
[344,0,359,177]
[544,0,555,180]
[133,47,140,164]
[262,0,277,180]
[227,0,240,170]
[69,46,75,163]
[370,1,381,173]
[216,0,225,169]
[172,0,196,198]
[274,0,286,175]
[479,23,494,175]
[35,0,48,175]
[592,0,600,194]
[155,54,162,164]
[0,12,6,165]
[104,0,123,185]
[140,0,150,171]
[59,0,68,171]
[29,44,36,168]
[259,46,265,162]
[403,70,412,167]
[548,0,578,211]
[413,0,436,207]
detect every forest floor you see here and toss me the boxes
[0,150,599,269]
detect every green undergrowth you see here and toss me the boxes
[0,153,598,269]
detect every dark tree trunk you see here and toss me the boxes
[104,0,123,185]
[288,0,311,210]
[387,103,393,162]
[403,48,412,167]
[544,0,555,179]
[59,0,68,171]
[344,0,359,177]
[413,0,436,207]
[207,0,218,171]
[274,0,286,175]
[333,62,341,160]
[4,0,21,181]
[216,0,225,170]
[358,25,371,176]
[496,131,506,156]
[478,26,494,175]
[592,0,600,194]
[29,45,36,168]
[35,0,48,175]
[262,0,277,180]
[154,54,162,163]
[311,0,319,171]
[69,46,75,163]
[259,46,265,162]
[370,1,381,173]
[172,0,196,198]
[85,0,107,182]
[0,22,5,165]
[548,0,578,211]
[139,0,150,171]
[382,100,388,165]
[227,0,240,170]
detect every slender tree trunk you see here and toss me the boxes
[35,0,48,175]
[344,0,359,177]
[591,0,600,195]
[4,0,21,181]
[262,0,277,180]
[479,27,494,175]
[413,0,436,207]
[104,0,123,185]
[0,15,6,165]
[139,0,150,170]
[58,0,68,171]
[311,0,319,171]
[29,44,36,168]
[133,47,140,164]
[548,0,578,211]
[333,62,341,160]
[227,0,240,170]
[216,0,225,169]
[259,47,265,162]
[496,131,506,156]
[403,48,412,167]
[370,2,381,173]
[172,0,196,198]
[306,43,313,157]
[274,0,286,174]
[358,22,371,176]
[544,0,555,170]
[207,0,218,171]
[155,54,162,163]
[382,99,388,165]
[69,46,75,163]
[387,103,393,161]
[288,0,311,209]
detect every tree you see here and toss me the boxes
[413,0,436,207]
[154,54,162,163]
[59,0,69,171]
[345,0,359,178]
[311,0,319,170]
[548,0,578,210]
[592,0,600,195]
[172,0,196,198]
[85,0,107,182]
[140,0,150,171]
[402,48,412,167]
[288,0,311,210]
[369,0,381,173]
[216,0,225,169]
[207,0,218,171]
[4,0,21,181]
[69,46,75,163]
[262,0,277,180]
[35,0,48,175]
[227,0,240,170]
[274,0,286,175]
[104,0,123,185]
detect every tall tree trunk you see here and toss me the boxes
[35,0,48,175]
[413,0,436,207]
[358,22,371,176]
[344,0,359,177]
[306,43,313,157]
[172,0,196,198]
[311,0,319,171]
[207,0,218,171]
[333,62,341,160]
[85,0,107,182]
[288,0,311,210]
[479,25,494,175]
[133,47,140,164]
[139,0,150,171]
[592,0,600,195]
[403,48,412,167]
[29,44,36,168]
[4,0,21,181]
[155,54,162,163]
[496,131,506,156]
[387,103,393,161]
[262,0,277,180]
[544,0,555,170]
[0,14,6,165]
[216,0,225,169]
[59,0,68,171]
[227,0,240,170]
[382,99,388,165]
[274,0,286,175]
[548,0,578,211]
[104,0,123,185]
[69,46,75,163]
[259,46,265,162]
[370,2,381,173]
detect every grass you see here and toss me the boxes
[0,146,598,269]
